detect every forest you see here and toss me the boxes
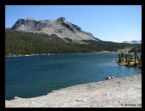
[5,29,140,56]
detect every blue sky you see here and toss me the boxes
[5,5,141,42]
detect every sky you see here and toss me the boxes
[5,5,141,42]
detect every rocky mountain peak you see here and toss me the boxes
[56,17,67,23]
[11,17,100,41]
[11,19,26,29]
[26,17,36,21]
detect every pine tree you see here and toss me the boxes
[134,50,137,66]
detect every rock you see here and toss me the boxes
[106,76,115,80]
[111,76,115,79]
[61,22,75,32]
[70,23,81,31]
[26,17,35,21]
[106,76,112,80]
[14,96,20,99]
[11,19,26,29]
[76,99,87,102]
[103,93,110,96]
[56,17,66,23]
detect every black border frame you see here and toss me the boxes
[1,0,143,110]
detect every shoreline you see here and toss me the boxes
[117,60,142,69]
[5,51,116,57]
[5,74,141,107]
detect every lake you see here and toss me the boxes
[5,53,141,100]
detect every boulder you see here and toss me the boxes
[13,96,20,99]
[111,76,115,79]
[106,76,115,80]
[106,76,112,80]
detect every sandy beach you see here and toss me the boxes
[5,74,141,108]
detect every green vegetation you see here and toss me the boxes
[129,46,141,53]
[117,48,141,68]
[5,29,139,56]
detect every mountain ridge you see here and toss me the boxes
[11,17,100,41]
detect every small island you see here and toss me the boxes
[117,46,141,68]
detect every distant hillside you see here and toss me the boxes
[122,40,141,44]
[5,29,139,56]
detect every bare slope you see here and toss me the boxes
[12,17,99,41]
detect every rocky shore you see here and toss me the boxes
[5,74,141,107]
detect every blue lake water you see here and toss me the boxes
[5,53,141,100]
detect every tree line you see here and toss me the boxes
[5,29,140,56]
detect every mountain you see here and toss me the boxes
[6,17,140,56]
[11,17,100,41]
[122,40,141,44]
